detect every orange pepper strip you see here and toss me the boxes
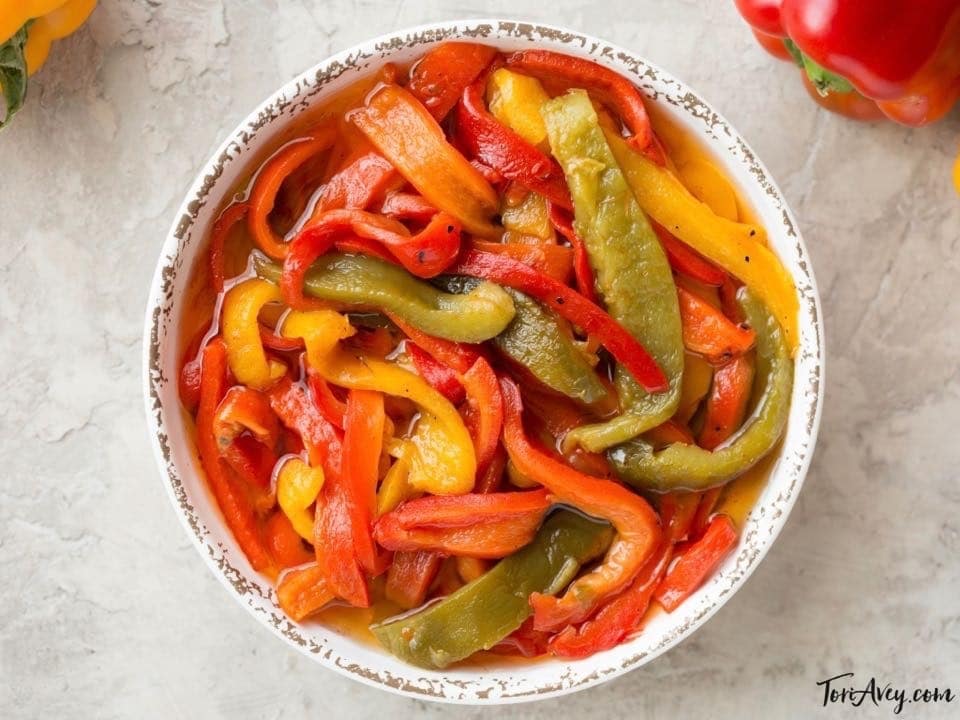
[678,286,756,363]
[459,357,504,476]
[307,373,347,429]
[698,354,756,451]
[469,240,573,284]
[385,550,444,610]
[341,389,386,576]
[309,150,398,219]
[277,563,335,621]
[264,510,314,569]
[407,42,498,122]
[247,124,337,259]
[350,84,500,237]
[196,340,272,571]
[378,191,438,223]
[654,515,738,612]
[499,378,661,631]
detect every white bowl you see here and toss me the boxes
[143,18,824,704]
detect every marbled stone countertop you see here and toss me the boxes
[2,2,958,718]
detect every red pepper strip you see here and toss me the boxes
[334,236,395,263]
[455,250,669,393]
[506,50,663,164]
[470,160,504,185]
[264,510,314,569]
[378,191,437,222]
[691,487,722,540]
[222,434,277,489]
[476,445,507,494]
[212,386,281,490]
[470,240,573,283]
[315,479,371,607]
[659,491,700,544]
[307,373,347,430]
[267,377,343,478]
[500,378,662,630]
[248,125,337,259]
[457,75,573,210]
[259,325,304,353]
[277,563,335,621]
[196,340,272,571]
[719,276,745,324]
[698,354,756,451]
[408,41,498,121]
[385,550,444,610]
[549,205,598,304]
[548,540,673,658]
[654,514,738,612]
[490,618,552,658]
[374,489,552,559]
[282,209,461,308]
[678,286,756,363]
[387,315,479,374]
[350,84,500,237]
[209,202,249,292]
[459,357,504,475]
[310,150,398,219]
[653,223,727,287]
[407,342,466,405]
[179,325,207,412]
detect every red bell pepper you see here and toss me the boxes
[659,491,700,544]
[698,353,756,451]
[691,487,723,540]
[469,240,573,284]
[307,374,347,429]
[454,249,669,393]
[456,74,573,210]
[267,377,343,480]
[678,285,756,363]
[277,562,334,621]
[735,0,960,126]
[378,191,437,222]
[505,49,663,164]
[654,223,727,287]
[475,445,507,494]
[407,42,498,121]
[208,201,248,293]
[407,342,466,405]
[374,489,552,559]
[385,550,443,609]
[386,314,479,374]
[547,540,672,658]
[264,510,314,569]
[220,433,278,490]
[548,205,598,303]
[178,326,206,413]
[490,617,551,658]
[500,378,662,630]
[459,357,504,475]
[258,325,304,354]
[310,150,398,218]
[196,339,272,571]
[654,514,739,612]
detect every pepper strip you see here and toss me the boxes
[407,42,497,121]
[654,223,726,286]
[310,150,397,219]
[196,340,272,571]
[277,563,335,621]
[602,124,799,350]
[221,279,287,390]
[264,510,314,569]
[212,386,280,489]
[276,457,325,541]
[209,202,249,292]
[407,342,465,405]
[457,74,572,210]
[341,389,386,575]
[654,515,738,612]
[247,124,337,259]
[350,83,500,237]
[385,551,443,610]
[500,378,661,630]
[255,252,515,344]
[505,49,661,163]
[698,354,756,451]
[678,286,756,363]
[549,205,598,304]
[283,310,477,495]
[378,191,437,222]
[454,249,668,393]
[470,240,573,283]
[608,288,793,492]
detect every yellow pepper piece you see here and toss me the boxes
[677,352,714,424]
[283,310,477,495]
[501,190,555,241]
[676,157,739,221]
[0,0,68,46]
[602,126,799,351]
[377,439,416,515]
[277,457,325,541]
[486,68,551,149]
[222,278,287,390]
[953,147,960,196]
[19,0,97,75]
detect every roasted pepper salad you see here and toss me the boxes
[0,0,96,128]
[179,43,798,667]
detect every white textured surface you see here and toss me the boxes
[1,1,957,718]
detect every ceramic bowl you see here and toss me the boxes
[143,18,824,704]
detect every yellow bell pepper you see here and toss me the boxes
[277,457,325,541]
[221,278,287,390]
[22,0,97,74]
[676,157,740,221]
[601,124,799,351]
[677,352,714,424]
[376,439,416,515]
[282,310,477,495]
[486,68,551,149]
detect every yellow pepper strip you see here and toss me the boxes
[277,457,325,541]
[222,278,287,390]
[677,352,714,424]
[0,0,68,46]
[377,439,416,515]
[601,125,799,351]
[486,68,552,149]
[283,310,477,495]
[676,157,739,221]
[22,0,97,75]
[501,190,555,241]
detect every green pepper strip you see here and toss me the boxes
[254,252,515,344]
[437,276,609,405]
[541,90,684,452]
[608,288,793,492]
[370,510,613,669]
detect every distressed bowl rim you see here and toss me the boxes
[142,18,824,705]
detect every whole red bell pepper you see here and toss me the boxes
[734,0,960,126]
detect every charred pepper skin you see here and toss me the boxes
[542,90,684,452]
[370,510,613,669]
[608,288,793,492]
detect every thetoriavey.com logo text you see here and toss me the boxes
[817,673,956,715]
